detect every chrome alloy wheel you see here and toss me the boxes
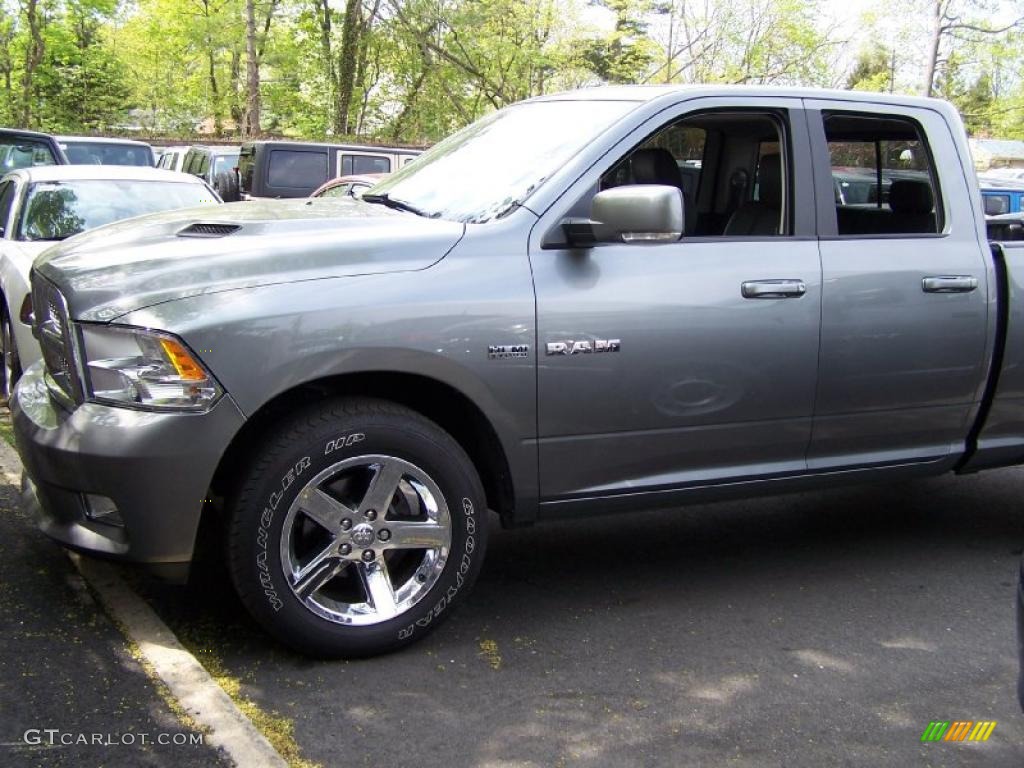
[279,454,452,626]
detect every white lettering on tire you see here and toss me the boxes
[255,456,312,612]
[397,496,476,640]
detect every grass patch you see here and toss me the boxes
[186,644,319,768]
[0,411,15,447]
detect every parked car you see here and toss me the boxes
[57,136,155,167]
[984,167,1024,182]
[181,145,241,201]
[238,140,419,199]
[310,173,387,199]
[0,129,67,171]
[978,177,1024,216]
[156,146,192,173]
[0,165,220,399]
[13,86,1024,658]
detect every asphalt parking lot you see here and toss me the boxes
[3,443,1024,766]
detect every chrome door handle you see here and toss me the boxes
[741,279,807,299]
[922,275,978,293]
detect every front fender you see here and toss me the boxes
[120,239,538,516]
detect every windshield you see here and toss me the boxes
[0,138,58,171]
[61,141,153,167]
[367,100,637,223]
[18,179,218,241]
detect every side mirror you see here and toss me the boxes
[563,185,684,247]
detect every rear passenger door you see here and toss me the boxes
[805,100,990,468]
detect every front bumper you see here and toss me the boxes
[11,363,246,577]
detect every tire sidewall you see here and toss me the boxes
[232,410,485,656]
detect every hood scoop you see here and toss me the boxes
[177,222,241,238]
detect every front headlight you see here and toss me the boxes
[80,324,222,411]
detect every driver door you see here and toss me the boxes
[530,97,822,507]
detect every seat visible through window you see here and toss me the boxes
[724,153,782,236]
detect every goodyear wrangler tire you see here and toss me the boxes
[227,398,488,657]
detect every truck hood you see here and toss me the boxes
[34,198,466,321]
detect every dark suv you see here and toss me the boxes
[0,129,67,172]
[182,145,241,201]
[238,140,420,199]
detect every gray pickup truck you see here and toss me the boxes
[12,86,1024,657]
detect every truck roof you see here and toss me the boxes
[527,84,955,113]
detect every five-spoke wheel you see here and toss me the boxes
[228,398,487,657]
[281,455,452,625]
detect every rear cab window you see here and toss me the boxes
[823,112,943,236]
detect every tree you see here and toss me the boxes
[583,0,659,83]
[846,43,895,92]
[647,0,843,87]
[923,0,1024,96]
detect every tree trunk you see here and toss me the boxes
[20,0,45,127]
[923,0,942,97]
[208,50,223,136]
[230,49,243,126]
[317,0,339,134]
[336,0,363,136]
[243,0,261,137]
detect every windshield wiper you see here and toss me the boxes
[361,193,427,218]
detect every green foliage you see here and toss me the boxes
[584,0,659,83]
[847,44,894,93]
[0,0,1022,145]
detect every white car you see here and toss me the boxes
[0,165,221,399]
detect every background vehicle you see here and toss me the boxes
[978,176,1024,216]
[0,129,67,171]
[181,145,241,201]
[239,140,418,199]
[13,86,1024,659]
[57,136,155,167]
[310,173,387,199]
[984,167,1024,182]
[0,165,219,399]
[156,146,191,172]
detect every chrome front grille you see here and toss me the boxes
[31,274,81,403]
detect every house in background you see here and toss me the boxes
[969,138,1024,171]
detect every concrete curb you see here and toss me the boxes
[71,556,288,768]
[0,435,287,768]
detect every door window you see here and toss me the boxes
[597,111,790,237]
[341,153,390,175]
[823,112,942,235]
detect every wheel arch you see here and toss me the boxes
[208,371,517,528]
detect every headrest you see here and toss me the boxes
[889,179,934,215]
[630,148,683,190]
[756,154,782,208]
